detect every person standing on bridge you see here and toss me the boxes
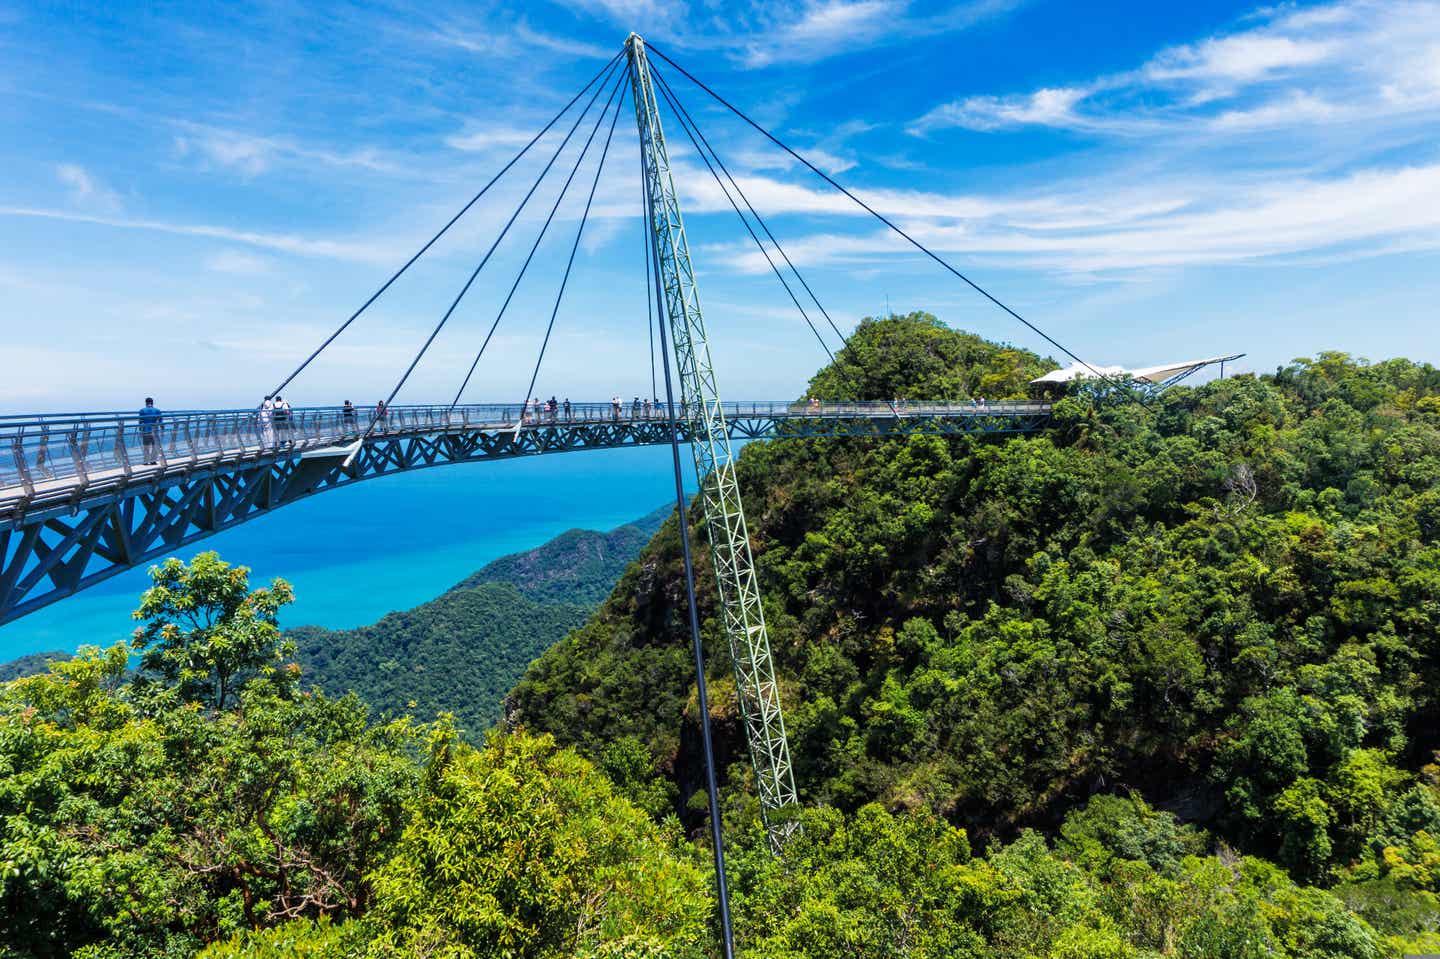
[342,400,357,434]
[563,397,572,421]
[138,397,163,465]
[257,396,276,449]
[374,399,388,430]
[273,395,293,448]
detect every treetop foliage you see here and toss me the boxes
[130,551,296,711]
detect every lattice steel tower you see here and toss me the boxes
[626,34,799,848]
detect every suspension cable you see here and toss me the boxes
[653,65,847,349]
[356,64,625,441]
[641,142,659,403]
[645,212,658,401]
[267,48,623,399]
[645,42,1127,392]
[448,71,628,409]
[651,70,838,366]
[516,80,626,417]
[655,67,892,411]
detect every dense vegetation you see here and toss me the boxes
[3,313,1437,955]
[448,506,669,604]
[287,509,667,737]
[291,584,588,739]
[0,651,69,683]
[0,599,1399,957]
[512,312,1440,949]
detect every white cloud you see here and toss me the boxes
[738,0,901,67]
[174,127,398,178]
[1144,34,1335,87]
[0,206,400,263]
[56,163,123,213]
[431,19,613,59]
[567,0,672,25]
[711,163,1440,275]
[909,0,1440,135]
[444,126,541,152]
[569,0,1016,67]
[912,86,1091,133]
[1208,91,1340,130]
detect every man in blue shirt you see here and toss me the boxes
[138,397,163,465]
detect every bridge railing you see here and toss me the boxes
[0,400,1050,500]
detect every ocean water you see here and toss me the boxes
[1,446,692,662]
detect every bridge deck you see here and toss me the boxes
[0,400,1050,623]
[2,401,1047,516]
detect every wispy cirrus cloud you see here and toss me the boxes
[725,0,1430,279]
[56,163,123,213]
[173,126,400,177]
[444,126,543,153]
[431,19,614,59]
[0,206,400,263]
[909,0,1440,136]
[567,0,1019,67]
[707,162,1440,276]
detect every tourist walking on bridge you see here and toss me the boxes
[273,395,293,447]
[257,396,275,449]
[138,397,163,465]
[374,399,388,429]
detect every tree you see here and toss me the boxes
[363,728,711,959]
[130,552,296,711]
[0,644,423,957]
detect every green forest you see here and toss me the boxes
[282,508,668,737]
[3,313,1439,956]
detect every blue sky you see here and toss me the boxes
[2,0,1437,412]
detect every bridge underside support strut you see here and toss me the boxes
[627,34,800,851]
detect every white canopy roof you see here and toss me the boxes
[1031,354,1244,386]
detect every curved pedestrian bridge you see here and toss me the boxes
[0,400,1050,623]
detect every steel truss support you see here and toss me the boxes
[626,34,801,849]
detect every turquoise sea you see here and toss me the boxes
[0,446,691,662]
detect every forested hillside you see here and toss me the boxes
[0,589,1400,958]
[288,508,667,736]
[0,650,69,682]
[512,312,1440,947]
[449,504,669,604]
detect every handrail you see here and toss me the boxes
[0,400,1052,498]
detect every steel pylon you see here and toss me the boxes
[625,33,799,850]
